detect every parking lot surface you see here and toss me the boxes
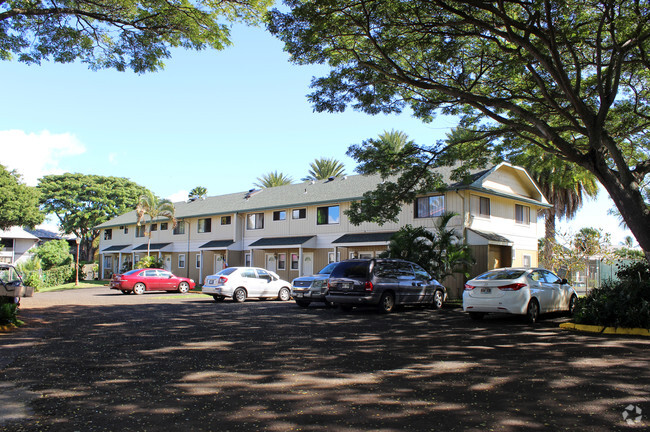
[1,288,648,431]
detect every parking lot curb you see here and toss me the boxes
[560,322,650,337]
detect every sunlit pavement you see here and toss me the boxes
[1,287,648,431]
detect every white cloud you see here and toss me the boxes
[0,129,86,185]
[167,190,189,203]
[108,152,117,164]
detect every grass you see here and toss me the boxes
[37,280,108,293]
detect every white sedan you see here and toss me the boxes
[202,267,292,303]
[462,267,578,323]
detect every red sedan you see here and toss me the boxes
[110,268,195,295]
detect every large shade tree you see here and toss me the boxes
[1,0,272,72]
[39,173,148,260]
[0,164,43,230]
[269,0,650,263]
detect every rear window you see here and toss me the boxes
[330,261,369,279]
[217,268,237,276]
[475,269,526,280]
[318,262,339,275]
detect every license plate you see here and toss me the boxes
[294,293,303,298]
[481,287,491,294]
[341,283,353,290]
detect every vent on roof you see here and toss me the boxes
[245,189,261,200]
[310,180,315,185]
[325,176,336,183]
[342,176,347,180]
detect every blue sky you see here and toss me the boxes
[0,23,634,245]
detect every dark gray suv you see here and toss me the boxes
[325,259,446,313]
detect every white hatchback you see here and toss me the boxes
[462,267,578,323]
[202,267,292,303]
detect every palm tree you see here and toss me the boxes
[136,190,176,256]
[302,157,346,181]
[188,186,207,201]
[511,149,598,267]
[377,129,411,152]
[254,171,293,188]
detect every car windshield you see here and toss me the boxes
[318,262,339,275]
[475,269,527,280]
[330,261,368,279]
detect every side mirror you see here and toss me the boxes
[561,278,568,285]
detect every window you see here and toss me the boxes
[124,227,128,234]
[150,223,157,232]
[196,254,201,269]
[198,218,212,233]
[247,213,264,230]
[221,216,231,225]
[515,204,530,225]
[104,229,112,240]
[173,222,185,235]
[245,253,251,267]
[317,206,340,225]
[136,225,146,238]
[160,222,168,230]
[273,210,286,221]
[522,254,532,268]
[415,196,445,218]
[178,254,185,269]
[277,253,286,270]
[291,253,299,270]
[479,197,491,217]
[292,208,306,219]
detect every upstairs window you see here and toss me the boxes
[292,208,306,219]
[150,223,157,232]
[136,226,146,238]
[317,206,340,225]
[221,216,231,225]
[415,196,445,218]
[479,197,491,217]
[160,222,168,230]
[173,222,185,235]
[273,210,287,221]
[198,218,212,233]
[247,213,264,230]
[104,229,112,240]
[515,204,530,225]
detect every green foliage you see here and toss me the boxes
[1,0,273,73]
[254,171,293,188]
[136,190,176,256]
[614,260,650,281]
[135,255,164,269]
[34,239,73,270]
[42,265,75,287]
[269,0,650,259]
[380,213,473,283]
[22,271,45,291]
[188,186,208,200]
[546,228,614,283]
[0,300,20,326]
[38,174,149,261]
[302,158,346,181]
[0,164,44,230]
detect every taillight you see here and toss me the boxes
[498,283,526,291]
[464,284,475,290]
[364,281,373,291]
[218,276,228,284]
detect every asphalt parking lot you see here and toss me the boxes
[1,288,648,431]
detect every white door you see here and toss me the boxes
[303,253,313,276]
[164,255,172,271]
[266,254,277,273]
[214,254,224,273]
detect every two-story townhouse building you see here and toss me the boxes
[96,162,549,298]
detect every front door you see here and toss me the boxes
[164,255,172,271]
[214,254,225,273]
[266,254,277,273]
[303,253,314,276]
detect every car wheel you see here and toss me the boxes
[378,292,396,313]
[340,304,353,312]
[295,299,311,308]
[278,287,291,301]
[212,295,225,302]
[133,283,145,295]
[233,287,247,303]
[178,282,190,294]
[527,298,540,324]
[469,312,485,320]
[432,289,444,309]
[121,290,130,295]
[568,294,578,316]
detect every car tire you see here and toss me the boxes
[469,312,485,320]
[278,287,291,302]
[432,289,444,309]
[378,292,396,313]
[133,283,145,295]
[212,295,226,302]
[178,282,190,294]
[295,299,311,308]
[527,298,540,324]
[233,288,247,303]
[568,294,578,316]
[121,290,130,295]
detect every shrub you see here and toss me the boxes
[22,271,45,291]
[135,256,164,269]
[573,261,650,329]
[42,265,75,287]
[0,299,21,326]
[34,240,73,270]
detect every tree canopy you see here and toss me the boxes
[136,189,176,256]
[302,157,346,181]
[255,171,293,188]
[38,173,148,260]
[269,0,650,261]
[0,164,44,230]
[1,0,273,72]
